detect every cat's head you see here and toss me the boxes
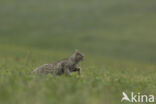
[73,49,84,62]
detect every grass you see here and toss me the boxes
[0,0,156,104]
[0,45,156,104]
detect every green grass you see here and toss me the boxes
[0,0,156,104]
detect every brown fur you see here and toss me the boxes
[33,50,84,75]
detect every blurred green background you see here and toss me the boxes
[0,0,156,104]
[1,0,156,62]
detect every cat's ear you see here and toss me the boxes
[75,49,79,53]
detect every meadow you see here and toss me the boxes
[0,0,156,104]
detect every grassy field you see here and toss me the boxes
[0,0,156,104]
